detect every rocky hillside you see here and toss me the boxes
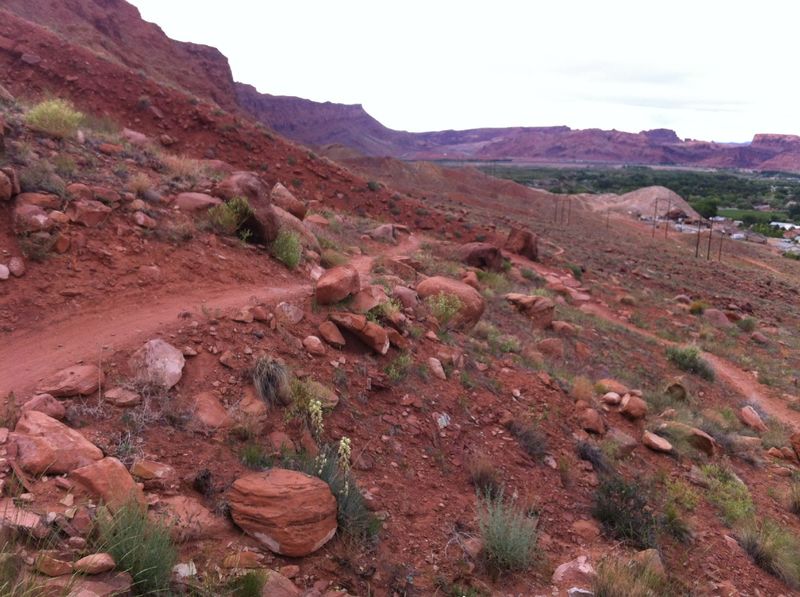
[2,2,800,596]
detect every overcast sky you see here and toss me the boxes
[129,0,799,142]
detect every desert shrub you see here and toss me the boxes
[592,476,657,549]
[761,418,791,450]
[96,500,177,595]
[567,263,583,280]
[128,172,152,197]
[425,293,463,328]
[790,482,800,516]
[272,229,302,269]
[26,99,83,138]
[660,501,692,543]
[240,443,272,469]
[688,300,707,315]
[284,444,379,543]
[320,248,348,268]
[251,356,290,407]
[468,455,502,499]
[477,489,538,575]
[367,180,381,192]
[385,353,412,382]
[520,267,541,283]
[736,317,757,332]
[577,441,613,475]
[571,376,594,402]
[702,464,754,525]
[506,420,548,462]
[738,519,800,588]
[227,571,266,597]
[476,270,511,293]
[17,233,56,262]
[208,196,253,236]
[593,557,671,597]
[666,346,714,381]
[162,155,208,181]
[19,161,65,196]
[52,154,76,178]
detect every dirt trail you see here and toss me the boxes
[1,235,420,399]
[739,256,783,275]
[521,255,800,432]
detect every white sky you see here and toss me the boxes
[129,0,800,142]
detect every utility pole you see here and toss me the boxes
[652,198,659,238]
[664,197,672,240]
[706,220,714,260]
[567,196,572,226]
[718,231,724,262]
[695,219,702,258]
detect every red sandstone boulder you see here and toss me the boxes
[228,469,337,557]
[71,457,145,511]
[37,364,103,397]
[271,183,307,220]
[315,265,360,305]
[416,276,485,330]
[505,227,538,261]
[11,411,103,475]
[456,242,504,271]
[329,313,389,355]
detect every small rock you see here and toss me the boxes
[739,405,767,432]
[620,394,648,419]
[74,553,115,575]
[428,358,447,380]
[103,387,141,408]
[8,257,24,277]
[303,336,326,356]
[642,431,672,453]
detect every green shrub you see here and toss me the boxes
[702,464,754,525]
[271,229,302,269]
[385,353,412,382]
[592,476,657,549]
[736,317,757,332]
[208,196,254,236]
[593,557,672,597]
[520,268,541,283]
[476,270,511,293]
[478,489,537,575]
[367,180,381,192]
[666,346,714,381]
[468,455,502,499]
[320,248,348,268]
[19,161,65,196]
[251,357,290,407]
[790,482,800,516]
[567,263,583,281]
[688,300,707,315]
[228,571,266,597]
[26,99,83,138]
[240,443,272,469]
[738,519,800,588]
[283,446,380,543]
[425,293,463,328]
[506,420,548,462]
[96,500,177,595]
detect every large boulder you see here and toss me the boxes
[71,457,145,511]
[10,411,103,475]
[703,308,733,329]
[329,313,389,355]
[505,293,555,329]
[128,339,185,389]
[272,205,319,251]
[38,364,103,397]
[416,276,485,330]
[0,170,12,201]
[191,391,234,430]
[315,265,360,305]
[66,199,112,227]
[270,183,307,220]
[213,171,269,204]
[456,242,504,271]
[12,203,54,234]
[174,192,222,212]
[505,227,538,261]
[228,469,337,557]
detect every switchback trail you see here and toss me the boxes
[0,235,420,399]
